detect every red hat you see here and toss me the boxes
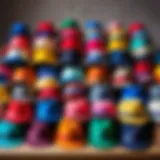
[36,21,54,33]
[0,64,12,80]
[134,61,151,73]
[5,100,33,124]
[60,39,82,52]
[129,22,144,36]
[61,28,81,40]
[37,88,60,100]
[8,36,30,50]
[86,40,105,53]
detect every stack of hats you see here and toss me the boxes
[84,20,107,86]
[0,23,32,148]
[3,22,30,65]
[148,85,160,146]
[60,18,83,65]
[88,84,118,148]
[118,85,151,150]
[27,22,60,147]
[107,21,131,90]
[56,18,87,149]
[129,23,152,85]
[32,21,58,66]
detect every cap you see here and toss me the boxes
[0,85,10,105]
[55,118,84,149]
[121,124,151,150]
[129,22,144,36]
[86,40,105,52]
[5,100,33,124]
[153,65,160,83]
[61,67,84,84]
[92,100,116,118]
[36,99,61,123]
[0,65,11,85]
[64,98,90,122]
[88,118,118,148]
[118,99,149,125]
[26,121,52,147]
[60,18,78,29]
[86,66,107,86]
[85,20,102,30]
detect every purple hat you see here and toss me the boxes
[26,121,52,147]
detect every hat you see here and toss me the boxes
[120,85,145,101]
[0,120,24,148]
[153,65,160,83]
[11,83,33,101]
[86,40,105,52]
[84,51,105,66]
[36,99,61,123]
[0,85,10,105]
[89,84,113,101]
[92,100,116,118]
[121,124,151,150]
[86,66,107,86]
[129,22,144,36]
[60,50,81,66]
[134,61,152,84]
[112,66,132,89]
[32,48,57,65]
[64,98,90,122]
[12,67,35,85]
[63,82,86,100]
[60,18,78,29]
[118,99,149,125]
[88,118,118,148]
[37,88,60,100]
[85,20,102,30]
[55,118,84,149]
[5,100,33,124]
[61,67,84,84]
[0,65,11,85]
[153,51,160,64]
[26,121,52,147]
[9,22,29,38]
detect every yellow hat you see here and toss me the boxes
[118,99,149,125]
[35,78,59,90]
[0,85,9,105]
[153,65,160,83]
[55,118,84,149]
[32,48,58,65]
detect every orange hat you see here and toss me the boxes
[86,66,107,85]
[55,118,84,149]
[12,67,35,85]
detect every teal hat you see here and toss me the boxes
[60,18,78,29]
[0,120,24,148]
[88,118,119,149]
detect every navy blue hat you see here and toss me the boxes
[89,84,114,101]
[85,20,102,30]
[84,52,105,66]
[120,85,145,101]
[37,66,59,79]
[9,22,29,38]
[153,51,160,64]
[121,124,151,150]
[36,99,61,123]
[109,52,130,67]
[60,50,81,65]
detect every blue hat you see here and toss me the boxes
[89,84,113,101]
[121,124,151,150]
[37,66,59,79]
[153,51,160,64]
[9,22,29,38]
[120,85,145,101]
[84,52,105,66]
[36,99,61,123]
[61,67,84,84]
[85,20,102,30]
[109,52,130,67]
[86,31,102,41]
[148,84,160,100]
[0,120,24,148]
[60,50,81,65]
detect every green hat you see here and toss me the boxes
[60,18,78,29]
[88,118,119,149]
